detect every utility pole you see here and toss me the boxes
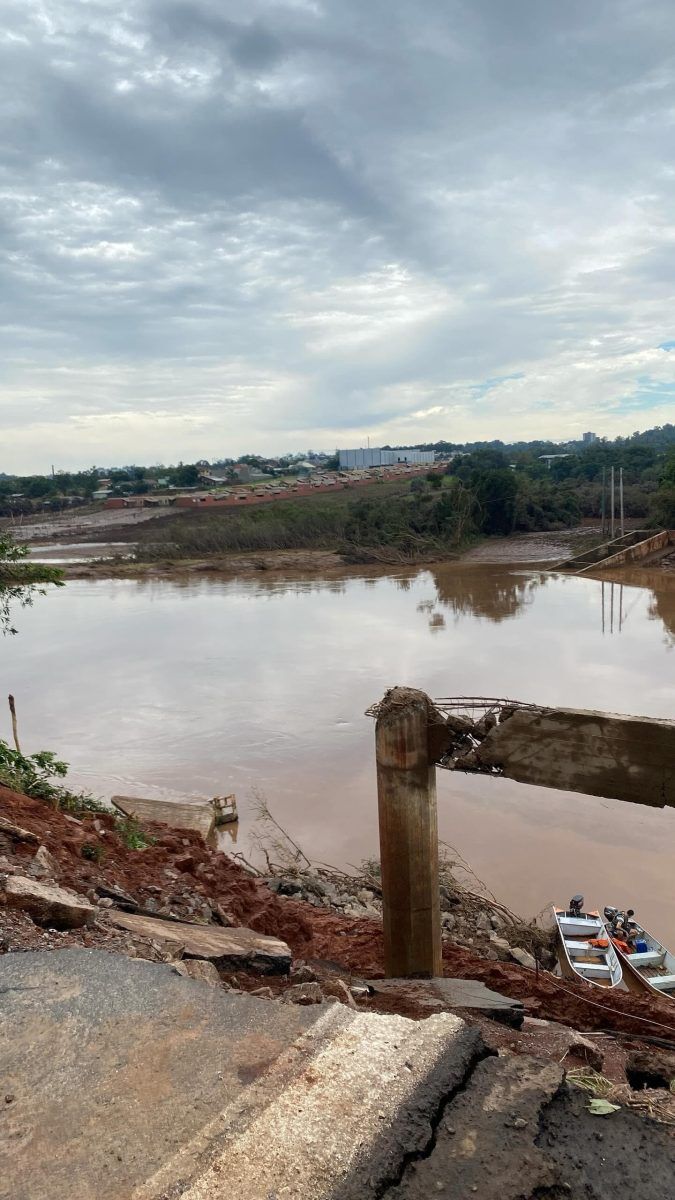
[601,467,606,537]
[620,467,625,537]
[610,466,615,539]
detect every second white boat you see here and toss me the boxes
[602,909,675,1000]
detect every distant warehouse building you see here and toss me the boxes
[338,447,435,470]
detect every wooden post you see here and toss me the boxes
[375,687,442,978]
[8,694,21,754]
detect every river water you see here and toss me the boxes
[3,562,675,942]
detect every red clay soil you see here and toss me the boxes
[3,783,675,1043]
[438,945,675,1041]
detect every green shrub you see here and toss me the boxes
[0,739,152,848]
[0,531,63,635]
[0,741,70,802]
[114,816,154,851]
[81,842,106,863]
[0,739,110,815]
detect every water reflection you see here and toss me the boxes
[650,593,675,647]
[432,565,543,623]
[413,565,545,631]
[617,568,675,647]
[596,573,675,645]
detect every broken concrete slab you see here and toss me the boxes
[107,910,292,974]
[0,948,481,1200]
[94,882,137,910]
[472,706,675,808]
[171,1010,480,1200]
[489,934,512,961]
[112,793,216,838]
[2,874,95,928]
[383,1055,563,1199]
[368,977,525,1028]
[322,977,358,1009]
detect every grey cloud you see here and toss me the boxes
[2,0,675,469]
[152,3,285,69]
[229,23,285,70]
[31,76,375,216]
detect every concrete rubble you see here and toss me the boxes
[0,814,38,844]
[108,909,292,973]
[263,867,557,971]
[3,874,95,929]
[30,844,59,878]
[173,959,223,986]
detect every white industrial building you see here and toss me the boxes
[338,447,435,470]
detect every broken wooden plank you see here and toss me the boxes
[108,911,292,974]
[111,794,216,839]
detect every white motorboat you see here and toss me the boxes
[602,908,675,999]
[554,895,623,989]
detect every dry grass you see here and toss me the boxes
[568,1067,675,1128]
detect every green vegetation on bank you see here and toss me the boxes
[0,739,153,850]
[133,460,575,563]
[0,532,64,635]
[131,441,675,564]
[0,465,200,516]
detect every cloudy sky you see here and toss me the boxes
[2,0,675,471]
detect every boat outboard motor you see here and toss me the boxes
[604,905,618,925]
[569,894,584,917]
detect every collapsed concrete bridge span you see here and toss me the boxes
[433,697,675,809]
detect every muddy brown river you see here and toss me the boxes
[3,562,675,943]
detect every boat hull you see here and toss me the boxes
[554,907,623,989]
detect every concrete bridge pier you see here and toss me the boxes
[375,688,443,979]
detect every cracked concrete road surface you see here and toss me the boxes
[1,950,674,1200]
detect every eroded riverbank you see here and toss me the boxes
[40,524,607,580]
[3,779,675,1045]
[5,779,675,1200]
